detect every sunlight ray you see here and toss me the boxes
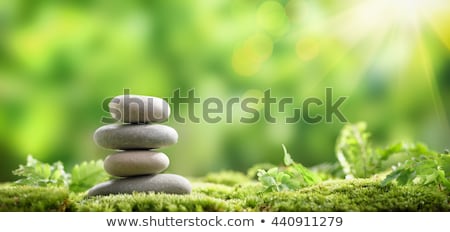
[302,1,396,96]
[423,11,450,51]
[416,31,450,132]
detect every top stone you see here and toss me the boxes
[109,95,170,123]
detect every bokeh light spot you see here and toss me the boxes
[296,37,320,61]
[232,33,273,76]
[257,1,289,37]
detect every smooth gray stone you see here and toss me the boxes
[104,151,170,177]
[87,174,192,196]
[94,124,178,149]
[109,95,170,123]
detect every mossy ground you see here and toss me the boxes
[1,171,449,212]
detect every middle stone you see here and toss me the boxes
[104,151,170,177]
[94,124,178,150]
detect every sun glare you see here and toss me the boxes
[319,0,450,131]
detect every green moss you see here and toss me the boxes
[73,192,241,212]
[0,184,69,212]
[257,179,449,211]
[199,170,252,186]
[0,172,448,212]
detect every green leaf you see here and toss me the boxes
[282,144,294,166]
[396,169,414,185]
[335,122,377,178]
[292,163,321,185]
[257,145,321,192]
[381,170,401,186]
[267,167,278,176]
[437,170,450,189]
[69,160,109,193]
[12,155,70,187]
[439,155,450,178]
[257,170,274,186]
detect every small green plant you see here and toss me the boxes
[335,122,436,179]
[335,122,379,178]
[69,160,109,192]
[257,144,321,192]
[13,155,109,193]
[12,155,70,187]
[336,122,450,192]
[381,152,450,191]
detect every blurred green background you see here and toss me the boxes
[1,0,449,181]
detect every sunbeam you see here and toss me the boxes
[303,0,450,131]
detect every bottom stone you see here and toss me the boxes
[87,174,192,196]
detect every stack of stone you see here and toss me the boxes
[87,94,191,196]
